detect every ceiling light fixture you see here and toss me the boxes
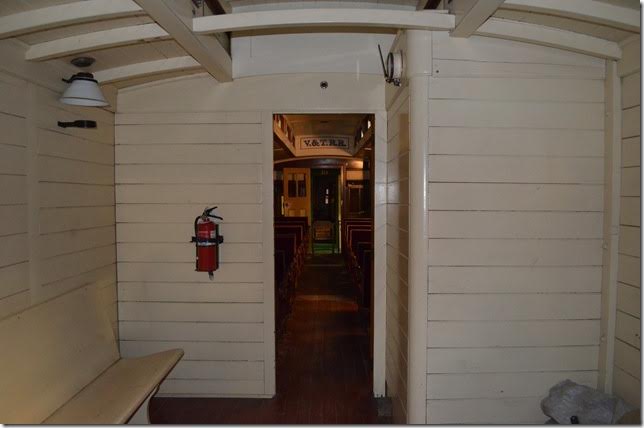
[59,57,108,107]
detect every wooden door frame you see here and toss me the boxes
[263,111,387,398]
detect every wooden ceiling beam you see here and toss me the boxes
[193,9,455,34]
[0,0,143,39]
[416,0,431,10]
[134,0,232,82]
[503,0,640,33]
[94,56,201,84]
[450,0,505,38]
[205,0,231,15]
[25,23,169,61]
[476,17,622,60]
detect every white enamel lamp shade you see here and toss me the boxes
[59,72,109,107]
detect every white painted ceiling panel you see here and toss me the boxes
[60,40,188,72]
[232,31,395,78]
[0,0,77,16]
[17,15,153,44]
[594,0,640,10]
[494,8,638,43]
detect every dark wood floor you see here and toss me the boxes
[150,254,381,424]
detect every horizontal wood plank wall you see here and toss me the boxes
[613,36,640,408]
[0,39,117,337]
[116,73,385,398]
[426,33,606,424]
[385,77,410,423]
[115,112,265,397]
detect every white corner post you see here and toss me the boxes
[598,59,621,393]
[405,29,431,424]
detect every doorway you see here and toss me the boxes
[270,113,382,422]
[311,168,340,254]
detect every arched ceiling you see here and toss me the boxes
[0,0,639,89]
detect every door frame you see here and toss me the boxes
[310,166,342,252]
[262,110,387,398]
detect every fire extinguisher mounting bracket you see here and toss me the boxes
[190,235,224,245]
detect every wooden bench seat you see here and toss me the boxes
[0,284,183,424]
[45,349,182,424]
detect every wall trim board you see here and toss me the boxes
[261,111,275,395]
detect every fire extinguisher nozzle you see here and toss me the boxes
[208,271,214,280]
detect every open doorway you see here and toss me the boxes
[271,113,379,421]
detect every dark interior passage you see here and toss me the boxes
[149,254,381,424]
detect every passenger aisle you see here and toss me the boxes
[149,254,381,424]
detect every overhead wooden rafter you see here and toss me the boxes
[420,0,444,10]
[134,0,232,82]
[94,56,201,84]
[476,17,622,59]
[502,0,640,33]
[0,0,143,39]
[206,0,232,15]
[450,0,505,38]
[25,23,169,61]
[193,9,455,34]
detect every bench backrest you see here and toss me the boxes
[356,241,373,266]
[344,222,371,244]
[343,219,370,234]
[275,233,297,267]
[275,224,304,246]
[349,229,372,255]
[0,284,119,423]
[275,216,309,228]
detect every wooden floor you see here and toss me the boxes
[149,254,382,424]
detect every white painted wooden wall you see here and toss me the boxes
[116,73,385,397]
[384,32,410,424]
[613,35,640,408]
[425,33,606,424]
[116,111,267,396]
[0,39,117,334]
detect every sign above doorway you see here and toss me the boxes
[297,135,353,155]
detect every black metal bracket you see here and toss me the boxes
[190,235,224,244]
[57,120,97,129]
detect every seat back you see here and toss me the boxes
[275,224,304,246]
[0,284,119,423]
[343,218,370,240]
[362,249,373,308]
[356,241,373,268]
[312,220,334,241]
[275,216,309,228]
[275,233,297,267]
[349,229,372,256]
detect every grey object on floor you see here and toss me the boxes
[541,379,634,424]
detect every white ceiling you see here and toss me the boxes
[0,0,640,88]
[495,4,639,43]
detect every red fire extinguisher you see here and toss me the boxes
[190,206,224,279]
